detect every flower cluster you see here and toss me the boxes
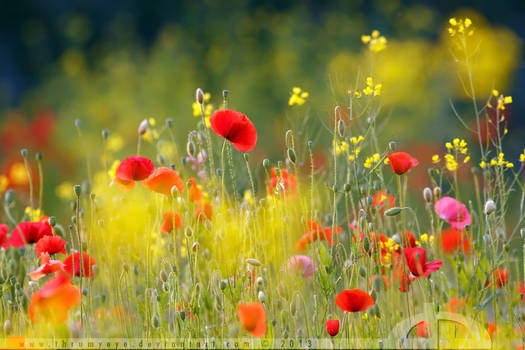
[448,17,474,37]
[479,152,514,169]
[433,138,470,172]
[192,91,214,126]
[361,30,387,52]
[489,89,513,111]
[352,77,382,98]
[288,87,309,106]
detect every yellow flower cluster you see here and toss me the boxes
[347,136,364,161]
[479,153,514,169]
[364,153,381,168]
[419,233,435,247]
[520,149,525,163]
[361,30,387,52]
[489,89,513,111]
[448,17,474,37]
[25,207,43,222]
[288,87,309,106]
[433,138,470,172]
[353,77,382,98]
[334,140,348,156]
[192,92,213,126]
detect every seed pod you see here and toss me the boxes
[196,88,205,104]
[256,277,263,287]
[73,185,81,198]
[138,119,148,135]
[484,199,496,215]
[423,187,433,203]
[287,148,296,164]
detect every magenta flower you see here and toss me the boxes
[285,255,317,278]
[434,196,471,229]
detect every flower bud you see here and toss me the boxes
[196,88,205,104]
[287,148,296,164]
[243,153,249,161]
[5,189,14,204]
[48,216,56,227]
[170,186,179,197]
[222,90,229,98]
[159,270,168,283]
[433,186,441,199]
[246,258,261,267]
[185,227,193,238]
[186,141,196,158]
[165,118,174,129]
[388,141,397,152]
[385,207,402,216]
[256,277,264,287]
[262,159,270,169]
[138,119,148,135]
[423,187,433,203]
[258,291,266,303]
[484,199,496,215]
[74,119,81,128]
[73,185,81,198]
[3,320,12,335]
[152,314,160,328]
[359,266,367,277]
[102,129,110,140]
[337,119,345,137]
[220,279,228,291]
[20,148,28,158]
[307,140,313,149]
[520,228,525,240]
[35,152,43,161]
[192,242,199,252]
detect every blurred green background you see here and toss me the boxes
[0,0,523,213]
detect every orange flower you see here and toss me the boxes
[268,168,297,199]
[161,211,182,233]
[296,220,342,251]
[28,273,81,324]
[238,302,266,337]
[188,178,203,203]
[142,167,184,196]
[446,297,466,313]
[487,322,496,339]
[371,190,395,215]
[386,152,419,175]
[440,228,470,255]
[485,269,509,288]
[195,202,213,221]
[335,289,374,312]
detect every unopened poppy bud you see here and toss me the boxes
[216,168,223,177]
[82,288,88,296]
[344,183,351,192]
[74,119,81,128]
[160,270,168,283]
[3,320,11,335]
[220,279,228,291]
[332,184,338,192]
[388,141,397,152]
[285,130,293,148]
[98,219,104,227]
[433,186,441,199]
[368,222,374,231]
[179,310,186,321]
[287,148,296,164]
[258,291,266,303]
[366,195,374,207]
[166,118,174,129]
[371,290,377,302]
[307,140,313,149]
[20,148,28,158]
[359,266,367,277]
[196,88,205,104]
[246,258,261,267]
[256,277,263,287]
[423,187,433,203]
[192,242,199,252]
[484,199,496,215]
[35,152,43,161]
[152,314,160,328]
[138,119,148,135]
[71,215,77,224]
[5,189,14,204]
[90,193,96,201]
[73,185,81,198]
[521,228,525,240]
[262,159,270,169]
[185,227,193,238]
[337,119,345,137]
[186,141,196,158]
[45,216,56,227]
[170,186,179,197]
[373,276,383,291]
[102,129,110,140]
[385,207,402,216]
[243,153,249,161]
[222,90,229,98]
[392,234,401,245]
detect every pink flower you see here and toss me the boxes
[285,255,317,278]
[434,197,471,229]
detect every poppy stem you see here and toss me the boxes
[227,143,238,202]
[244,155,256,201]
[36,155,44,211]
[221,140,227,198]
[22,154,34,213]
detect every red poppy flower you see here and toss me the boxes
[403,248,442,279]
[485,269,509,288]
[0,224,8,249]
[296,220,342,251]
[63,252,96,278]
[326,319,340,336]
[210,109,257,152]
[440,228,470,255]
[268,168,297,199]
[28,273,81,324]
[161,211,182,233]
[188,178,203,204]
[35,235,67,257]
[398,268,411,293]
[416,321,431,338]
[335,289,374,312]
[195,202,213,221]
[113,155,154,189]
[487,322,496,339]
[387,152,419,175]
[446,297,466,313]
[397,232,417,250]
[7,221,53,247]
[238,302,266,337]
[517,282,525,302]
[30,253,64,281]
[371,190,395,215]
[142,167,184,196]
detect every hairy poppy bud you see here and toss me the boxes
[520,228,525,240]
[423,187,433,203]
[246,258,261,267]
[222,90,229,98]
[388,141,397,152]
[337,119,345,137]
[344,183,351,192]
[385,207,402,216]
[73,185,81,198]
[74,119,81,128]
[220,279,227,291]
[392,234,401,245]
[256,277,263,287]
[170,186,179,197]
[186,141,196,158]
[48,216,56,227]
[243,153,249,161]
[20,148,28,158]
[262,159,270,169]
[258,291,266,303]
[138,119,148,135]
[433,186,441,199]
[287,148,296,164]
[185,227,193,238]
[373,275,383,291]
[152,314,160,328]
[196,88,204,104]
[359,266,367,277]
[307,140,313,149]
[166,118,174,129]
[102,129,110,140]
[35,152,43,161]
[5,189,14,204]
[192,242,199,252]
[484,199,496,215]
[3,320,12,335]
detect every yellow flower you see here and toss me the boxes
[519,149,525,163]
[289,87,309,106]
[361,30,387,52]
[444,154,458,172]
[448,17,474,37]
[25,207,43,222]
[420,234,428,244]
[463,156,470,163]
[362,77,382,96]
[349,136,364,145]
[0,175,8,193]
[334,140,348,156]
[432,154,440,164]
[479,160,487,169]
[361,313,368,320]
[364,153,381,168]
[243,190,254,206]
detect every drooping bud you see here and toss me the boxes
[5,189,14,204]
[186,141,196,158]
[138,119,148,135]
[287,148,296,164]
[196,88,205,104]
[262,159,270,169]
[388,141,397,152]
[246,258,261,267]
[337,119,345,137]
[160,270,168,283]
[192,242,199,252]
[165,118,174,129]
[385,207,402,216]
[48,216,56,227]
[484,199,496,215]
[35,152,43,161]
[185,227,193,238]
[423,187,433,203]
[222,90,229,99]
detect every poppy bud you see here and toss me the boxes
[3,320,11,335]
[370,289,377,302]
[222,90,229,98]
[71,215,77,224]
[359,266,367,277]
[152,314,160,328]
[484,199,496,215]
[258,291,266,303]
[48,216,56,227]
[307,140,313,149]
[170,186,179,197]
[337,119,345,137]
[246,258,261,267]
[160,270,168,283]
[21,148,28,158]
[392,234,401,245]
[243,153,249,161]
[192,242,199,252]
[262,159,270,169]
[166,118,174,129]
[366,195,374,207]
[368,222,374,231]
[332,184,338,193]
[138,119,148,135]
[433,186,441,199]
[385,207,402,216]
[287,148,296,164]
[363,236,370,253]
[216,167,223,177]
[326,319,340,337]
[423,187,433,203]
[82,288,88,296]
[196,88,205,104]
[373,276,383,291]
[220,279,228,291]
[388,141,396,152]
[35,152,43,161]
[186,141,196,158]
[73,185,81,198]
[102,129,110,140]
[75,119,82,128]
[5,189,14,204]
[256,277,263,287]
[344,183,351,192]
[521,228,525,240]
[185,227,193,238]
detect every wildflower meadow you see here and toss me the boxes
[0,4,525,350]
